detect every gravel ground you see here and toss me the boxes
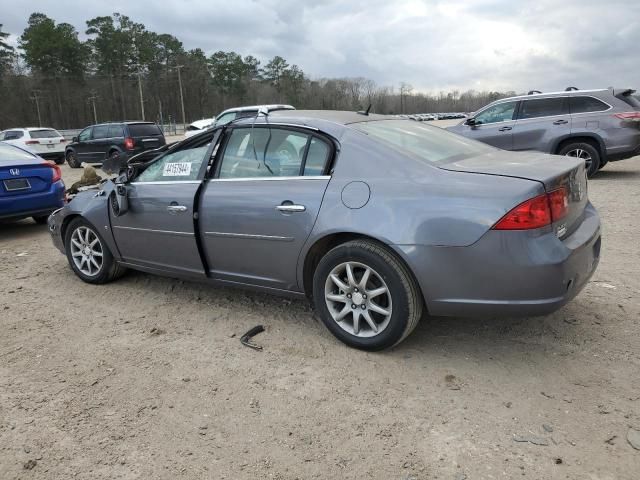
[1,150,639,479]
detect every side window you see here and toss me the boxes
[475,102,517,124]
[136,144,210,182]
[218,128,310,179]
[518,97,568,119]
[0,132,4,140]
[304,138,330,176]
[570,96,610,114]
[215,112,236,126]
[92,125,110,139]
[78,128,92,141]
[108,124,124,138]
[4,130,24,140]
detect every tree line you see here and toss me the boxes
[0,13,515,129]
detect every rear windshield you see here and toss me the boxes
[128,123,162,137]
[352,120,493,164]
[618,93,640,109]
[29,129,61,139]
[0,142,36,161]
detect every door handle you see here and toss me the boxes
[167,205,188,213]
[553,119,569,125]
[276,204,306,213]
[498,126,512,131]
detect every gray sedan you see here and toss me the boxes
[48,111,601,350]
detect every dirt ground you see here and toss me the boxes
[1,154,639,479]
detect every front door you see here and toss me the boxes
[74,127,94,163]
[110,134,216,277]
[199,126,333,291]
[464,100,519,150]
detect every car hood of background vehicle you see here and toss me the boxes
[438,150,583,191]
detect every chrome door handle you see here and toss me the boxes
[167,205,188,213]
[553,119,569,125]
[276,204,306,213]
[498,126,512,131]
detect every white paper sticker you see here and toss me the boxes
[163,162,192,176]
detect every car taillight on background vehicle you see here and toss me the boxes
[25,140,39,145]
[60,138,67,143]
[43,160,62,183]
[492,187,568,230]
[124,137,134,150]
[613,112,640,120]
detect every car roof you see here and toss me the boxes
[218,104,295,115]
[90,121,156,127]
[189,118,216,128]
[267,110,391,125]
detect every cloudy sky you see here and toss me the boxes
[3,0,639,93]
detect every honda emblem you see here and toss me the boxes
[9,168,20,176]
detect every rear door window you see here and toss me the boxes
[3,130,24,140]
[128,124,162,137]
[303,138,330,176]
[92,125,110,139]
[518,97,568,119]
[108,124,125,138]
[570,96,611,113]
[215,112,236,126]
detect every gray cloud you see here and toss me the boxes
[3,0,639,93]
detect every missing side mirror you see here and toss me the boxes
[110,184,128,216]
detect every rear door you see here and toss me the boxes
[110,133,217,276]
[199,125,332,291]
[126,123,165,155]
[463,101,518,149]
[512,96,570,152]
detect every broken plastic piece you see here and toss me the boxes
[240,325,265,351]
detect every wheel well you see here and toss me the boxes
[108,148,120,156]
[60,214,82,244]
[302,233,414,299]
[555,136,602,157]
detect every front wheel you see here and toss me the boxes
[64,218,126,284]
[312,240,423,351]
[558,142,600,178]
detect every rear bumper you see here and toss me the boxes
[394,202,601,317]
[0,180,65,221]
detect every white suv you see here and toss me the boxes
[0,127,67,164]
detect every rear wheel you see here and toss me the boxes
[54,155,65,165]
[558,142,600,177]
[312,240,423,351]
[66,150,81,168]
[64,218,126,284]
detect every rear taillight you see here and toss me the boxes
[60,138,67,143]
[124,137,134,150]
[613,111,640,120]
[25,140,39,145]
[492,187,568,230]
[43,160,62,183]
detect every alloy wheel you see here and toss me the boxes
[70,226,104,277]
[565,148,592,170]
[324,261,393,338]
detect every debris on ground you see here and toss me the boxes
[542,424,554,433]
[513,434,549,446]
[240,325,265,350]
[23,459,37,470]
[150,327,166,336]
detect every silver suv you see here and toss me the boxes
[447,87,640,176]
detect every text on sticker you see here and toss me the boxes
[163,162,192,176]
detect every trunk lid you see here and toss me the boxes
[439,150,588,237]
[126,123,166,153]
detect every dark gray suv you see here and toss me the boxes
[447,88,640,176]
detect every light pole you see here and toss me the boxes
[136,71,145,121]
[30,90,43,127]
[174,65,186,128]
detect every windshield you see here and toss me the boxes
[353,120,493,164]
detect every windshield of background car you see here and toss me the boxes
[29,129,62,139]
[353,120,494,164]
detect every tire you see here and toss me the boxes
[66,150,81,168]
[64,217,126,284]
[598,158,608,170]
[558,142,600,178]
[312,239,423,351]
[54,155,65,165]
[32,215,49,224]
